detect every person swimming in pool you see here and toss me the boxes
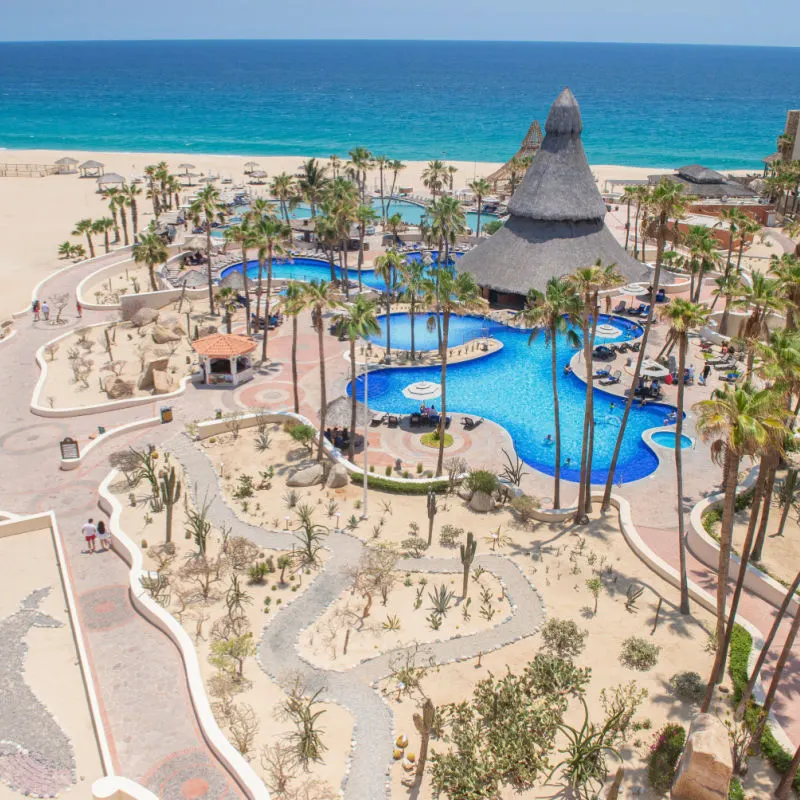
[544,434,553,445]
[563,457,572,467]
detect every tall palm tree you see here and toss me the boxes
[215,287,239,333]
[422,160,447,200]
[682,225,722,302]
[374,250,404,362]
[252,214,291,362]
[166,175,182,211]
[124,184,142,238]
[386,212,403,246]
[298,158,329,218]
[468,177,491,238]
[715,207,748,277]
[429,196,467,271]
[447,165,458,192]
[270,173,297,222]
[730,271,785,377]
[72,218,95,258]
[92,218,115,254]
[660,299,710,614]
[224,222,256,335]
[373,155,389,221]
[334,295,381,462]
[328,155,341,180]
[399,258,426,361]
[735,216,762,273]
[621,185,638,251]
[132,231,169,292]
[694,384,787,708]
[517,277,581,508]
[355,204,378,291]
[631,185,650,259]
[711,272,742,336]
[770,253,800,330]
[189,185,225,314]
[281,282,307,414]
[347,147,372,203]
[507,155,530,195]
[105,186,122,243]
[305,280,340,461]
[114,192,130,246]
[602,179,690,510]
[385,160,406,219]
[421,270,486,475]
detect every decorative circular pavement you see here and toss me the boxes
[79,586,136,631]
[143,749,235,800]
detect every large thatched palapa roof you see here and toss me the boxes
[486,120,543,191]
[457,88,646,299]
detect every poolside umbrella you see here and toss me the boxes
[595,323,622,343]
[322,396,374,429]
[621,283,647,296]
[183,234,210,250]
[218,270,245,290]
[178,163,195,174]
[402,380,442,401]
[640,359,669,379]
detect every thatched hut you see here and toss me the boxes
[79,160,105,178]
[486,120,543,194]
[457,88,646,308]
[55,157,79,174]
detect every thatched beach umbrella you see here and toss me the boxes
[178,163,195,174]
[97,172,125,187]
[218,270,245,290]
[322,396,374,429]
[184,233,211,250]
[244,161,259,174]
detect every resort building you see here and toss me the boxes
[457,88,646,308]
[647,164,757,200]
[764,108,800,170]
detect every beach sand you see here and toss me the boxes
[0,148,673,319]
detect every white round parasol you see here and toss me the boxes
[402,381,442,400]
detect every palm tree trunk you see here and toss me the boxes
[103,231,110,254]
[725,235,734,277]
[120,209,129,246]
[776,469,797,538]
[410,298,416,361]
[148,263,157,292]
[700,448,741,712]
[256,257,265,335]
[262,245,273,362]
[751,454,778,562]
[476,202,482,239]
[206,227,215,314]
[379,167,385,222]
[633,202,641,258]
[242,246,251,336]
[582,300,600,515]
[110,208,120,243]
[86,233,95,259]
[385,295,392,362]
[625,200,631,251]
[575,313,593,524]
[551,324,562,509]
[775,741,800,799]
[357,226,365,292]
[349,338,357,462]
[436,312,450,477]
[291,315,300,413]
[676,335,690,614]
[316,311,327,462]
[131,198,138,237]
[737,567,800,715]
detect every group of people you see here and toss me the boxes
[324,427,351,450]
[32,296,82,322]
[419,402,438,418]
[81,517,110,554]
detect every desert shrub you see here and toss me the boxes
[647,724,686,793]
[439,523,462,547]
[600,681,649,744]
[524,653,591,697]
[233,474,255,499]
[248,562,271,584]
[729,777,744,800]
[465,469,498,496]
[289,424,316,453]
[511,494,541,525]
[401,537,429,558]
[668,671,706,705]
[540,618,587,661]
[619,637,660,671]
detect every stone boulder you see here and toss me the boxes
[131,307,159,327]
[152,370,175,395]
[137,357,170,390]
[197,324,218,339]
[469,490,495,513]
[287,463,324,487]
[104,376,134,400]
[671,714,732,800]
[326,463,350,489]
[152,326,181,344]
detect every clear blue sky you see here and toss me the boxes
[2,0,798,46]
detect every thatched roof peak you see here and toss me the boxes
[545,87,582,136]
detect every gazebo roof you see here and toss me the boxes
[97,172,125,185]
[457,88,646,297]
[55,156,79,165]
[80,160,104,169]
[192,333,256,358]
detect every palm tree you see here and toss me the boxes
[631,185,650,259]
[385,160,406,219]
[468,177,492,238]
[347,147,372,203]
[421,270,486,475]
[166,175,182,211]
[374,155,389,221]
[770,253,800,330]
[215,287,239,333]
[517,277,581,508]
[334,296,381,461]
[735,216,762,273]
[132,231,169,292]
[72,218,95,258]
[507,155,530,195]
[124,184,142,238]
[282,282,307,414]
[730,271,785,377]
[660,299,710,613]
[298,158,329,218]
[399,258,426,361]
[189,185,225,314]
[270,173,297,222]
[447,165,458,192]
[70,244,86,260]
[621,185,638,251]
[304,280,340,461]
[422,160,447,200]
[715,207,748,277]
[328,155,341,180]
[682,225,722,302]
[711,272,742,336]
[252,214,291,362]
[602,179,690,510]
[58,241,73,259]
[386,212,403,246]
[374,250,404,362]
[694,384,787,708]
[224,222,256,335]
[105,186,122,243]
[355,204,378,291]
[93,218,115,254]
[429,196,467,271]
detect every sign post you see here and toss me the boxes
[59,437,80,461]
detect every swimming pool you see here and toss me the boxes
[650,431,693,449]
[369,313,643,352]
[349,314,670,485]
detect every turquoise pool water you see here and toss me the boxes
[349,314,670,485]
[370,312,643,352]
[651,431,693,449]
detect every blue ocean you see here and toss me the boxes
[0,40,798,169]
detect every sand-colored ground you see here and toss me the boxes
[112,454,351,797]
[0,527,103,800]
[81,261,164,306]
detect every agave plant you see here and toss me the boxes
[428,584,455,616]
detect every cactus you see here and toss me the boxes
[159,466,182,543]
[426,489,437,546]
[460,531,477,599]
[413,698,436,781]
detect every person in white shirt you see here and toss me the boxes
[82,518,97,553]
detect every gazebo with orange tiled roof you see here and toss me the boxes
[192,333,257,386]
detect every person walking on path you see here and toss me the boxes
[42,300,50,321]
[96,520,110,551]
[76,298,82,318]
[32,300,40,322]
[82,518,97,554]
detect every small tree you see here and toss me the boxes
[278,554,292,583]
[541,618,588,661]
[181,555,224,601]
[227,703,259,758]
[210,631,256,681]
[186,496,212,555]
[459,531,477,599]
[293,504,328,568]
[281,679,328,771]
[586,577,603,614]
[289,424,316,454]
[159,466,181,544]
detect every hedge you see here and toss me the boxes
[350,472,450,495]
[728,623,800,792]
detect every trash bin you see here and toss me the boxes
[160,406,173,424]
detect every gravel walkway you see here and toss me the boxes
[168,435,547,800]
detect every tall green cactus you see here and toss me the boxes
[460,531,477,599]
[159,466,182,543]
[426,489,437,546]
[413,698,436,781]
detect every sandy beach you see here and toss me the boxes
[0,148,673,319]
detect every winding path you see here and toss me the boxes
[167,435,546,800]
